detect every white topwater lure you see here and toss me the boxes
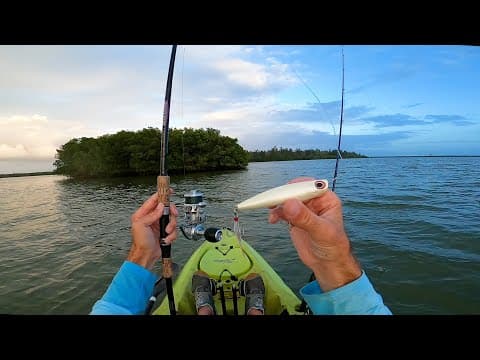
[236,179,329,211]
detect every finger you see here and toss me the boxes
[170,202,179,217]
[269,204,288,223]
[140,202,165,226]
[163,209,178,244]
[281,198,328,234]
[165,214,177,234]
[150,202,177,236]
[163,229,177,245]
[268,209,281,224]
[304,190,341,215]
[162,202,178,236]
[132,193,159,221]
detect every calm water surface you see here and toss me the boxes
[0,157,479,314]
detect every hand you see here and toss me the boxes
[127,192,178,271]
[268,177,361,292]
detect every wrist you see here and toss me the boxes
[311,253,362,292]
[127,247,160,271]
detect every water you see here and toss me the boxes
[0,157,479,314]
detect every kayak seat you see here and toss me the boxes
[199,243,252,281]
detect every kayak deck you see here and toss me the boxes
[153,229,304,315]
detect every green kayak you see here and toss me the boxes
[153,228,304,315]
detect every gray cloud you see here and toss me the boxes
[424,114,475,126]
[351,113,475,128]
[344,105,376,119]
[268,101,374,125]
[262,100,477,134]
[360,114,426,127]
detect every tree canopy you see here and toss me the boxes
[248,147,367,162]
[53,127,249,178]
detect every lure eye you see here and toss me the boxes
[314,180,326,189]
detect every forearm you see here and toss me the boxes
[300,271,392,315]
[90,261,158,315]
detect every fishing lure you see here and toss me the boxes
[236,179,329,211]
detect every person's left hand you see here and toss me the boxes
[127,192,178,270]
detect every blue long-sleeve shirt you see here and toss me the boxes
[90,261,392,315]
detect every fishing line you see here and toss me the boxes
[292,47,346,190]
[292,68,337,137]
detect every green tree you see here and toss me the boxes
[248,147,367,162]
[54,127,249,178]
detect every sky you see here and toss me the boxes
[0,45,479,173]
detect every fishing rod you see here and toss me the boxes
[158,44,177,315]
[332,47,345,192]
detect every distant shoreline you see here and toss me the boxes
[0,171,55,179]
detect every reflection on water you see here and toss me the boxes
[0,157,479,314]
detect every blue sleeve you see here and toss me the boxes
[90,261,158,315]
[300,271,392,315]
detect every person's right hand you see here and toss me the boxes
[268,177,362,292]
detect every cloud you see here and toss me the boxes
[345,105,375,119]
[268,101,373,127]
[0,45,300,142]
[351,113,475,129]
[424,114,475,126]
[360,114,426,127]
[212,58,296,91]
[0,114,97,160]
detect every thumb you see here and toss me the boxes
[282,198,325,233]
[140,202,165,226]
